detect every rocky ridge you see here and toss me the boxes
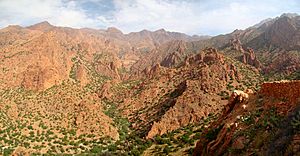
[193,80,300,155]
[0,13,300,155]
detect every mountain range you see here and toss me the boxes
[0,13,299,155]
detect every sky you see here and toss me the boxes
[0,0,300,36]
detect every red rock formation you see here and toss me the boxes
[228,37,262,69]
[230,38,244,52]
[263,51,300,77]
[147,63,162,78]
[97,81,112,99]
[160,52,183,67]
[260,80,300,114]
[21,65,61,90]
[193,80,300,156]
[75,64,89,86]
[242,48,261,68]
[122,48,260,140]
[187,47,224,65]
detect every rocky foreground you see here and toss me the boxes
[193,80,300,155]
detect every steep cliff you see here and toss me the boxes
[193,80,300,156]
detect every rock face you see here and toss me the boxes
[263,15,300,50]
[262,51,300,77]
[160,51,183,67]
[230,38,244,51]
[21,64,63,90]
[201,47,225,64]
[131,40,192,74]
[260,80,300,102]
[120,48,261,139]
[21,65,44,90]
[193,80,300,156]
[228,38,262,69]
[260,80,300,113]
[97,81,113,99]
[241,48,261,68]
[74,64,89,86]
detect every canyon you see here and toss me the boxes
[0,13,299,155]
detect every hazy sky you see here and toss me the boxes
[0,0,300,35]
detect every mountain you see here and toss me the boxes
[0,21,207,90]
[27,21,54,32]
[0,21,216,155]
[0,13,300,155]
[187,13,300,80]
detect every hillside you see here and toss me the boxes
[193,80,300,155]
[0,13,300,156]
[191,13,300,80]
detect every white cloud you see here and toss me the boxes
[100,0,300,35]
[108,0,199,33]
[0,0,102,29]
[0,0,299,35]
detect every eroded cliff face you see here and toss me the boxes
[241,48,262,69]
[228,38,262,69]
[118,48,262,140]
[193,80,300,156]
[260,80,300,114]
[261,81,300,102]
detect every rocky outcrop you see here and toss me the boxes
[122,48,260,140]
[193,80,300,156]
[160,52,183,67]
[97,81,112,99]
[146,63,163,78]
[262,51,300,77]
[75,64,89,86]
[193,88,250,156]
[260,80,300,113]
[260,80,300,102]
[202,47,225,64]
[21,65,62,90]
[230,38,244,52]
[241,48,261,68]
[186,47,224,65]
[228,38,262,69]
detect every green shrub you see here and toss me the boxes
[107,144,117,152]
[180,134,190,144]
[27,125,33,130]
[163,146,171,154]
[90,145,102,153]
[3,148,14,156]
[291,110,300,130]
[130,148,141,156]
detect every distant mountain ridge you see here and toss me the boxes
[1,13,300,155]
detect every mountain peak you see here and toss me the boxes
[106,27,123,34]
[155,28,167,33]
[280,13,299,18]
[7,25,23,29]
[1,25,23,32]
[27,21,54,32]
[252,18,273,28]
[38,21,51,25]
